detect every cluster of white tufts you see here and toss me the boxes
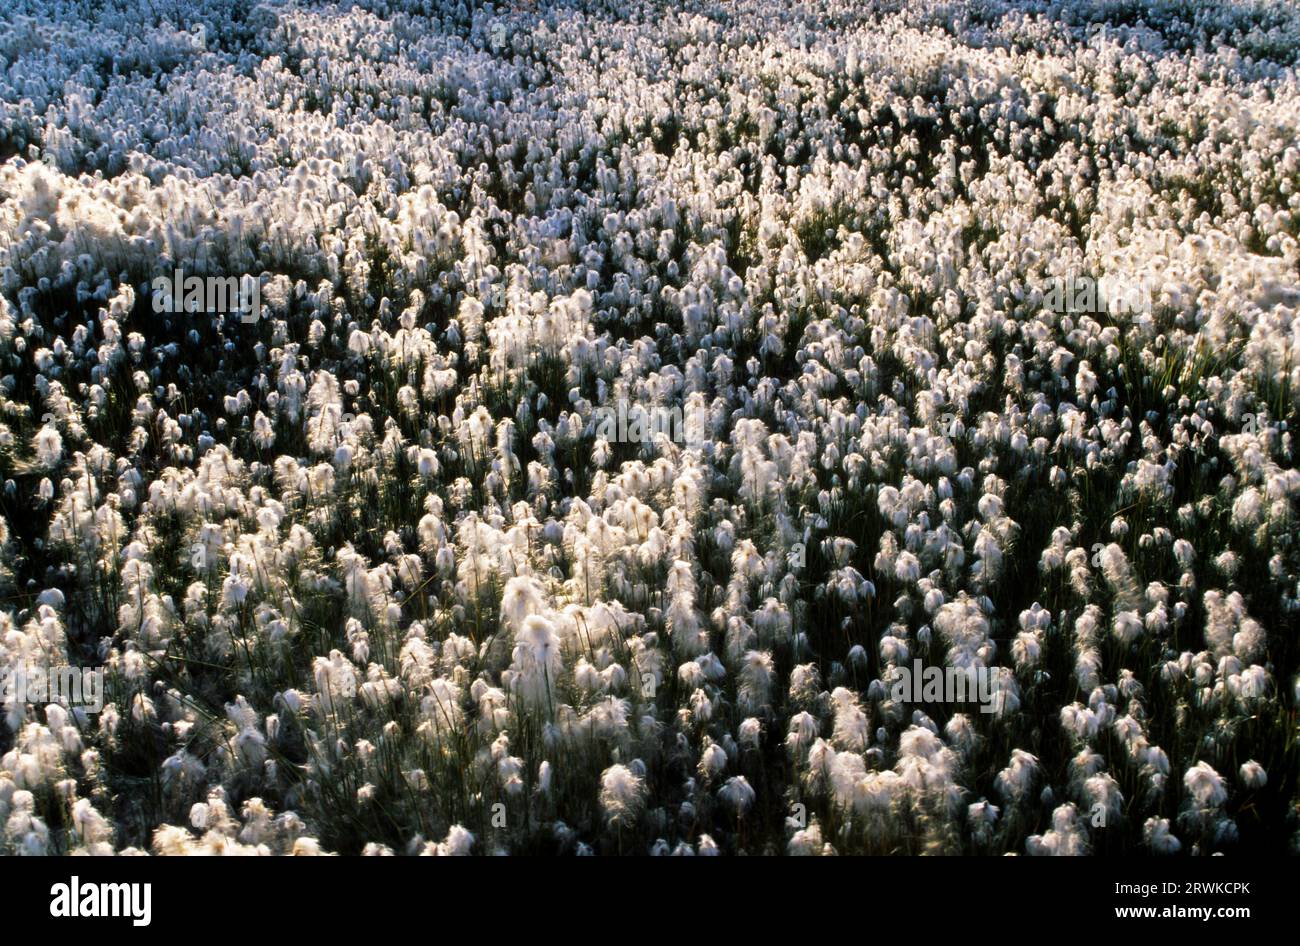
[0,0,1297,855]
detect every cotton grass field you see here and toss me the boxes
[0,0,1298,856]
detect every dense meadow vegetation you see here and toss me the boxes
[0,0,1297,855]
